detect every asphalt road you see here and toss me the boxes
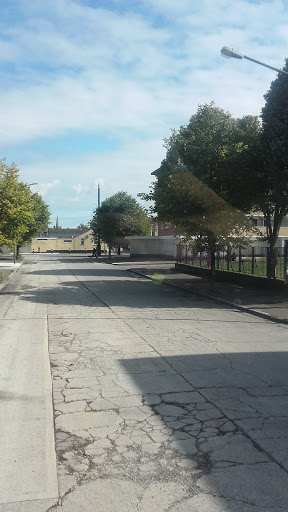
[1,254,288,511]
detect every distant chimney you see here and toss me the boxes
[56,216,60,229]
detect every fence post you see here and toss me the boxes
[216,252,220,269]
[252,247,255,274]
[284,241,288,283]
[238,248,241,273]
[267,247,270,277]
[226,249,230,271]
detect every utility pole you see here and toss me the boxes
[97,184,101,256]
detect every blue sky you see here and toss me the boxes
[1,0,288,227]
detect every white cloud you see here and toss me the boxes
[38,179,60,197]
[70,183,90,202]
[1,0,287,144]
[2,0,288,226]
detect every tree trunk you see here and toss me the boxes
[16,245,20,259]
[108,245,112,259]
[266,209,281,279]
[210,250,216,292]
[268,240,278,279]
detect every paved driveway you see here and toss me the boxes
[1,254,288,511]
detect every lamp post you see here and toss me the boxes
[97,183,101,256]
[28,182,38,187]
[221,46,288,76]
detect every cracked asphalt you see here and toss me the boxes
[1,254,288,511]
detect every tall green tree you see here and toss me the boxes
[258,60,288,278]
[142,104,258,288]
[173,103,261,210]
[0,159,50,255]
[17,192,50,254]
[90,191,151,257]
[0,160,33,249]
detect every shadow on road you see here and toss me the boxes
[11,276,234,310]
[118,351,288,508]
[23,254,288,316]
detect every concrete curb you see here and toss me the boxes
[0,261,23,292]
[127,268,288,326]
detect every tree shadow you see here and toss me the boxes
[26,255,288,314]
[10,275,239,310]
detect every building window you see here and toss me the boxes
[81,239,84,245]
[64,240,72,243]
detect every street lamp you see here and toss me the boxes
[97,183,101,256]
[221,46,288,76]
[28,182,38,187]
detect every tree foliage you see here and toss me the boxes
[150,172,254,248]
[172,103,261,211]
[145,104,257,241]
[19,192,50,248]
[0,159,50,252]
[143,80,288,281]
[141,103,259,288]
[90,191,151,254]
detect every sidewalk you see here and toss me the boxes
[112,259,288,324]
[0,259,22,290]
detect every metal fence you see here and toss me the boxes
[178,244,288,280]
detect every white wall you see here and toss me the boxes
[127,236,179,258]
[127,234,288,259]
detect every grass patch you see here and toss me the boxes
[182,258,286,281]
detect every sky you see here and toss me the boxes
[1,0,288,228]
